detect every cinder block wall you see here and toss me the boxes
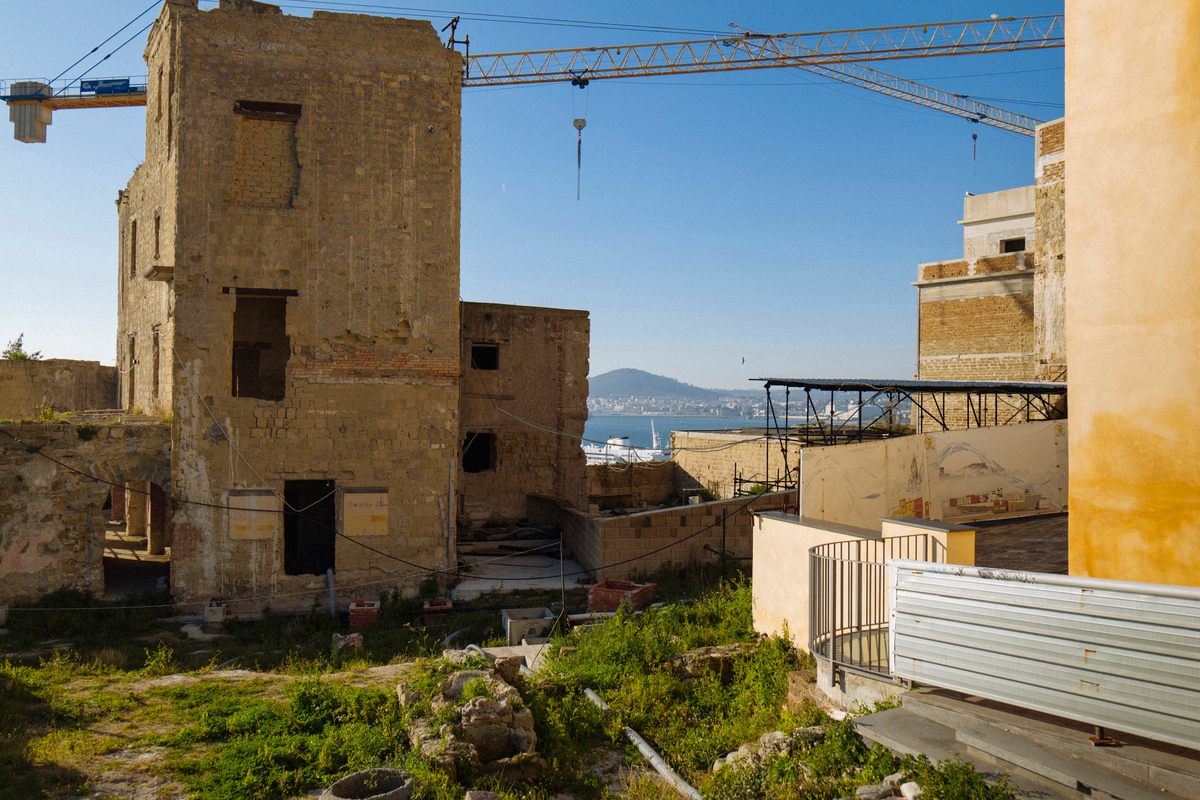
[0,360,117,419]
[0,420,170,604]
[544,491,794,580]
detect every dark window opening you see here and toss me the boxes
[232,294,289,400]
[1001,237,1026,253]
[471,343,499,370]
[234,100,302,121]
[284,479,336,576]
[156,66,163,120]
[127,334,136,408]
[151,330,160,401]
[130,219,137,278]
[153,213,161,259]
[462,431,496,473]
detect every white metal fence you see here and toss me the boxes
[888,560,1200,751]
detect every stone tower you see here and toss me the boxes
[117,0,464,602]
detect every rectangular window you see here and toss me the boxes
[130,219,137,278]
[153,213,161,259]
[232,293,289,400]
[470,343,500,370]
[1001,237,1026,253]
[151,329,160,401]
[284,479,336,576]
[127,334,137,408]
[462,431,496,473]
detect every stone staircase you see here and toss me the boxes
[854,689,1200,800]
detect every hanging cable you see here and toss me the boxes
[47,1,159,95]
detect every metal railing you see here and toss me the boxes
[810,533,939,677]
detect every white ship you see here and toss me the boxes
[582,420,668,465]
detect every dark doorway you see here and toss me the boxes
[284,479,336,576]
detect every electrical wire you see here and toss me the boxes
[198,0,728,36]
[46,1,159,94]
[58,20,157,97]
[0,422,777,594]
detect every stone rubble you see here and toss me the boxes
[711,725,825,773]
[398,657,546,783]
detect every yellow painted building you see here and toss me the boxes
[1066,1,1200,586]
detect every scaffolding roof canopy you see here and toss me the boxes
[754,377,1067,395]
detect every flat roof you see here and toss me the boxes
[753,377,1067,395]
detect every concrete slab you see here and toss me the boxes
[905,689,1200,797]
[479,643,553,673]
[452,552,586,601]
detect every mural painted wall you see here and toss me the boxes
[801,420,1067,530]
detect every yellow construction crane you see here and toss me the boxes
[3,14,1062,143]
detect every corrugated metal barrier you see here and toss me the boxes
[888,560,1200,751]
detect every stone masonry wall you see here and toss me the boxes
[0,360,118,419]
[0,420,170,604]
[459,302,588,527]
[116,7,179,417]
[587,461,677,510]
[147,1,464,605]
[1034,118,1067,381]
[671,430,802,500]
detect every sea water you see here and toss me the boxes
[582,414,770,450]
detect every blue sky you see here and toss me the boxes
[0,1,1063,389]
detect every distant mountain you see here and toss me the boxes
[589,368,757,400]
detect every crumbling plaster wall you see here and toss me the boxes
[0,420,170,604]
[458,302,588,527]
[150,0,463,604]
[0,360,117,419]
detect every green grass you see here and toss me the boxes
[0,572,1015,800]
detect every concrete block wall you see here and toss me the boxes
[0,360,118,419]
[0,420,170,604]
[547,491,794,580]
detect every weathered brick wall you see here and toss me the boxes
[587,461,677,509]
[672,430,801,500]
[459,302,588,526]
[136,1,465,605]
[917,260,1037,429]
[1034,118,1067,381]
[0,360,118,419]
[0,420,170,604]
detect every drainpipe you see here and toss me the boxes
[584,688,703,800]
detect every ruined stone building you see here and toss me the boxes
[0,0,588,608]
[913,118,1066,428]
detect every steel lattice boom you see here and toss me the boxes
[464,16,1064,87]
[729,23,1045,136]
[3,15,1062,143]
